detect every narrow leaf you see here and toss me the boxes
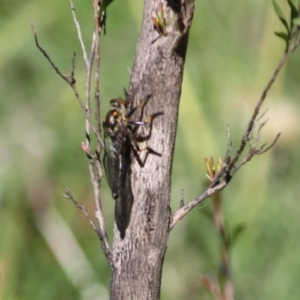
[272,0,290,31]
[293,17,300,26]
[230,223,245,247]
[274,31,289,41]
[272,0,286,19]
[288,0,299,28]
[288,0,299,11]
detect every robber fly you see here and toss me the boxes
[103,98,132,200]
[103,95,163,198]
[103,94,163,237]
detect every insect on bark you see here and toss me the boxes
[103,94,163,238]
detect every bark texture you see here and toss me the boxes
[110,1,195,299]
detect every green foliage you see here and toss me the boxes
[229,223,246,249]
[1,1,300,300]
[272,0,290,30]
[272,0,300,50]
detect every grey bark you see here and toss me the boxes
[109,1,195,299]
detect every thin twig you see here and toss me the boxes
[70,0,89,67]
[170,180,227,229]
[80,0,108,256]
[94,0,102,140]
[179,189,185,208]
[70,1,109,264]
[63,187,101,236]
[228,39,300,171]
[31,19,109,264]
[31,22,103,147]
[69,0,103,149]
[30,22,75,86]
[170,29,300,230]
[63,187,113,267]
[258,133,281,154]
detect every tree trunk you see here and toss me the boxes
[110,1,195,299]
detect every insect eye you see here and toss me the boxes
[103,110,122,133]
[110,98,127,110]
[104,110,115,127]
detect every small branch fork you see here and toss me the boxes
[31,1,112,266]
[170,27,300,230]
[63,188,112,265]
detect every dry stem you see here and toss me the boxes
[31,1,111,267]
[170,30,300,229]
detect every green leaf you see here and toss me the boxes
[288,0,299,11]
[230,223,245,247]
[272,0,286,19]
[293,17,300,26]
[274,31,289,41]
[288,0,299,28]
[272,0,290,32]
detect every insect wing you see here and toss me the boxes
[103,134,130,199]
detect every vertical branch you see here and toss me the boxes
[69,1,111,264]
[93,0,102,137]
[212,193,234,300]
[90,1,110,255]
[70,0,89,67]
[87,0,111,264]
[200,191,235,300]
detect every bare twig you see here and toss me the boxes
[69,0,103,149]
[228,38,300,171]
[70,0,89,67]
[30,22,75,86]
[69,1,109,265]
[179,189,185,208]
[30,22,103,147]
[222,125,233,166]
[93,0,102,139]
[31,4,109,266]
[78,0,107,258]
[63,187,113,267]
[170,180,227,229]
[170,28,300,230]
[63,187,100,235]
[231,132,281,177]
[258,133,281,154]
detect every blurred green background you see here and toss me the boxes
[1,0,300,299]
